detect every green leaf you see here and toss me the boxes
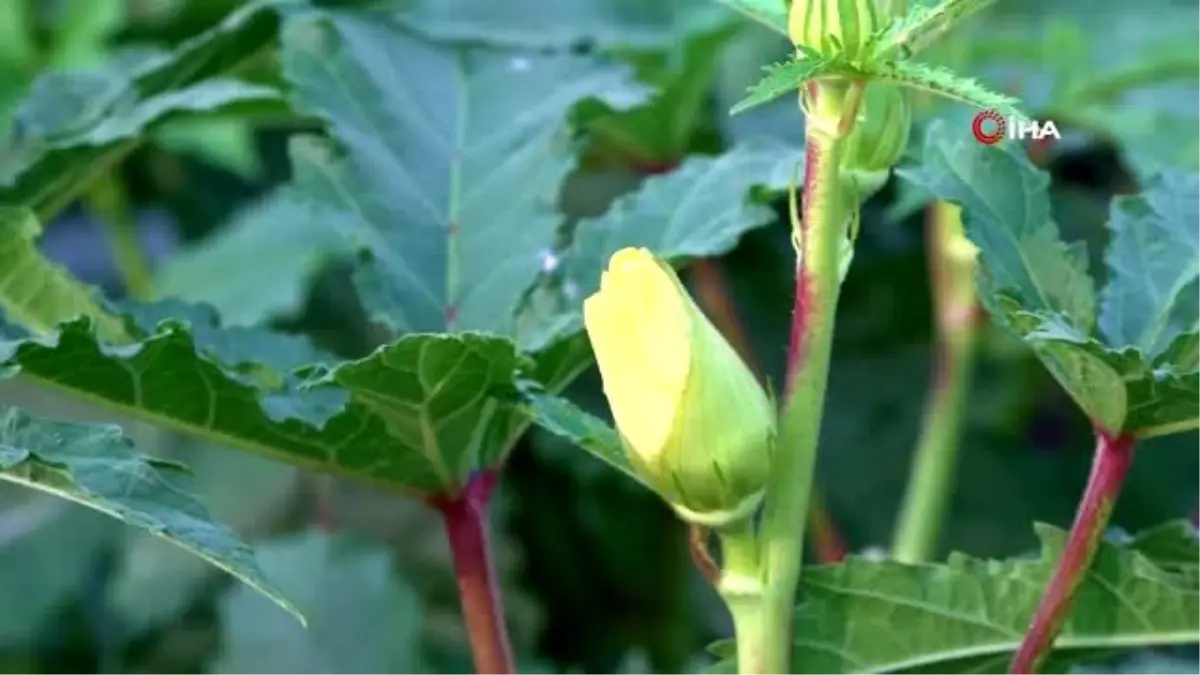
[860,60,1021,118]
[394,0,731,49]
[152,189,346,327]
[0,405,301,624]
[898,122,1199,437]
[0,207,127,341]
[281,8,650,337]
[518,140,797,355]
[730,55,846,115]
[0,0,285,220]
[898,125,1095,329]
[212,531,422,673]
[1098,172,1200,357]
[871,0,999,58]
[712,0,788,36]
[711,521,1199,673]
[518,382,648,492]
[1,302,526,496]
[109,446,298,633]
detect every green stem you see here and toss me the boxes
[891,202,979,562]
[756,80,859,673]
[84,176,154,300]
[1009,431,1136,673]
[717,521,765,674]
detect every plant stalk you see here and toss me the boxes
[755,80,860,673]
[431,471,515,674]
[717,520,766,675]
[891,202,979,562]
[690,259,848,565]
[1009,431,1137,673]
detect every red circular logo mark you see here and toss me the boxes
[971,110,1006,145]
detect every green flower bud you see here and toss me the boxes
[583,248,775,527]
[789,0,885,59]
[840,83,912,199]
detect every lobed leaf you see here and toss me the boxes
[152,188,346,327]
[0,300,525,497]
[870,0,999,58]
[1098,172,1200,358]
[0,0,286,221]
[859,60,1021,119]
[518,139,798,357]
[898,123,1198,437]
[711,521,1200,673]
[0,406,301,624]
[280,8,651,337]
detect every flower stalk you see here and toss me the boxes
[755,79,864,673]
[431,471,515,674]
[891,202,979,562]
[1009,431,1137,673]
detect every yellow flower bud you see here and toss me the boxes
[583,248,775,526]
[789,0,885,60]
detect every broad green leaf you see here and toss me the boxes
[153,189,346,327]
[110,446,297,633]
[0,405,301,624]
[711,521,1200,673]
[392,0,730,49]
[281,8,650,337]
[518,139,798,356]
[1098,172,1200,357]
[1,302,525,496]
[898,123,1198,437]
[212,531,423,673]
[155,117,264,179]
[712,0,788,36]
[0,207,127,340]
[0,0,285,220]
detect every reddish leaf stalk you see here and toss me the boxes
[431,471,515,674]
[1009,431,1136,673]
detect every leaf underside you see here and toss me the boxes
[0,406,302,623]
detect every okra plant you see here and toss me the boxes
[0,0,1195,673]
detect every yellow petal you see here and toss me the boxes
[584,248,691,462]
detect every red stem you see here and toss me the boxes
[431,471,515,674]
[1009,431,1136,673]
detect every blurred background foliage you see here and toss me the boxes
[0,0,1195,672]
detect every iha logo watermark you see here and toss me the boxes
[971,110,1061,145]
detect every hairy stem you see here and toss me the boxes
[892,202,979,562]
[85,176,153,300]
[717,520,765,675]
[431,471,515,674]
[756,80,859,673]
[1009,431,1136,673]
[690,259,848,565]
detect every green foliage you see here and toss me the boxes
[0,405,300,624]
[0,0,286,221]
[711,521,1199,673]
[900,125,1199,438]
[0,0,1193,671]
